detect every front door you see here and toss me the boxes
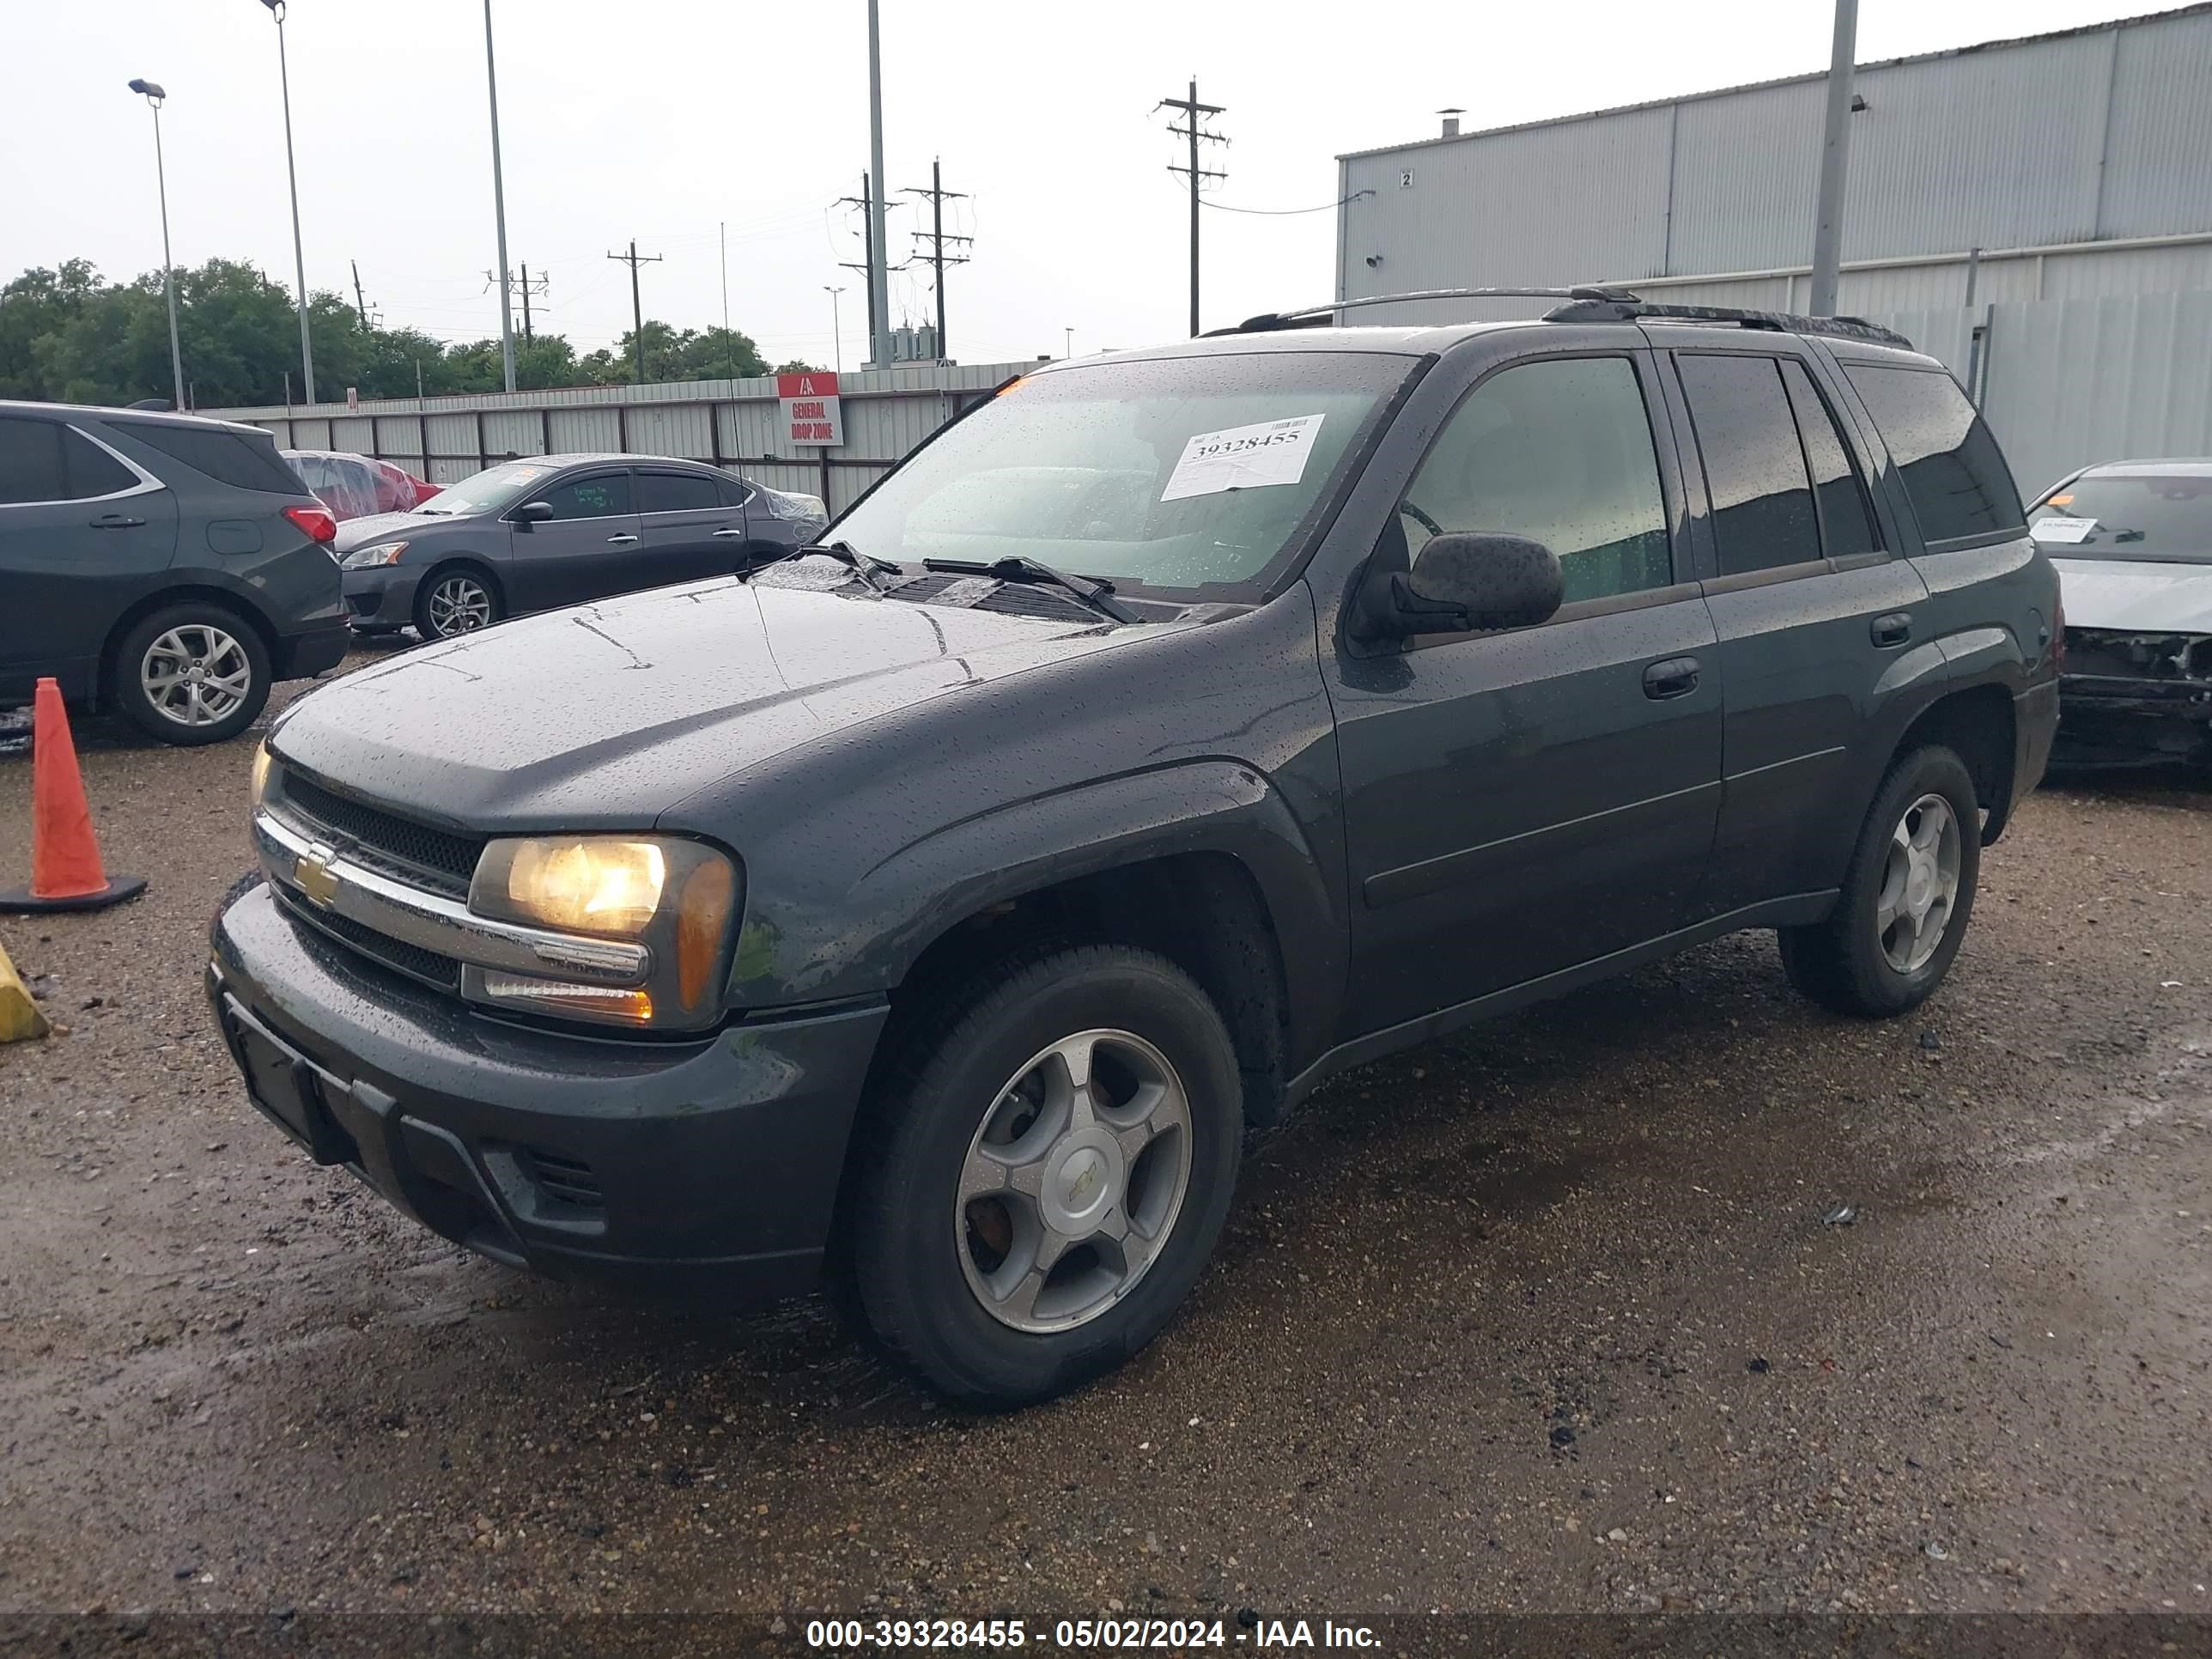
[0,415,179,704]
[1328,350,1725,1037]
[507,468,640,611]
[634,469,747,587]
[1663,347,1929,915]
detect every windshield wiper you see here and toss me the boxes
[922,556,1137,624]
[757,539,902,593]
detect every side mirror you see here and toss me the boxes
[511,500,554,526]
[1352,532,1564,641]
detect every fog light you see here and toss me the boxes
[477,973,654,1024]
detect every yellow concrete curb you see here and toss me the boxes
[0,938,50,1042]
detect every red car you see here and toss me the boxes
[283,449,440,521]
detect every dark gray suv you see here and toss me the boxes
[210,294,2059,1407]
[0,402,346,745]
[334,453,829,640]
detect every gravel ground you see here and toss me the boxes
[2,660,2209,1630]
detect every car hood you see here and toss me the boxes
[2052,556,2212,632]
[269,577,1135,829]
[331,509,443,554]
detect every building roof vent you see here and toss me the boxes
[1437,106,1465,138]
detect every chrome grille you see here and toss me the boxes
[276,769,483,896]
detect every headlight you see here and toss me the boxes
[466,836,739,1030]
[341,540,410,569]
[249,741,272,809]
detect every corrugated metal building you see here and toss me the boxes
[1334,3,2212,321]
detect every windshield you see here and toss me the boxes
[831,351,1415,596]
[2031,474,2212,564]
[416,459,558,517]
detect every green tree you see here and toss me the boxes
[772,359,823,376]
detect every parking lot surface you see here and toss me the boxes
[2,658,2208,1621]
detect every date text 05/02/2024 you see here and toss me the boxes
[804,1617,1382,1650]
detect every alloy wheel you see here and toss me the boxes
[955,1029,1194,1334]
[140,625,252,728]
[1875,792,1962,973]
[426,575,492,636]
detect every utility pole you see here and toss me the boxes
[1808,0,1860,317]
[483,0,516,392]
[836,173,903,353]
[607,240,663,383]
[520,261,532,342]
[865,0,890,368]
[484,264,548,342]
[903,159,971,361]
[351,259,369,328]
[1158,79,1227,337]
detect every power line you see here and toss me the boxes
[484,264,550,340]
[903,159,971,361]
[1157,79,1227,336]
[605,241,664,380]
[1200,187,1376,216]
[835,174,907,354]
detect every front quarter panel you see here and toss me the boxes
[658,591,1349,1073]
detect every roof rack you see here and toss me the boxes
[1540,296,1913,349]
[1208,286,1642,335]
[1209,286,1914,351]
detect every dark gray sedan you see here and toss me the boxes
[334,453,829,640]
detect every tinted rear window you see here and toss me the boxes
[1844,364,2023,544]
[0,417,68,503]
[1678,355,1822,578]
[64,428,138,497]
[119,422,306,495]
[636,472,720,514]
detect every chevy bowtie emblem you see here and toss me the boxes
[295,843,341,908]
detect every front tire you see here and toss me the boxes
[842,944,1243,1409]
[112,603,270,746]
[1780,744,1981,1017]
[412,566,502,640]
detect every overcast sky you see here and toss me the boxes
[3,0,2144,379]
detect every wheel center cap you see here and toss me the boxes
[1906,861,1933,910]
[1041,1127,1123,1235]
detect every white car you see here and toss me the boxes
[2031,459,2212,769]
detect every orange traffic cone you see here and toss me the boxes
[0,678,146,914]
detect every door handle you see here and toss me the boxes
[605,533,640,545]
[90,513,146,529]
[1870,611,1912,647]
[712,527,744,538]
[1642,656,1702,700]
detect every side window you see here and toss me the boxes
[716,474,754,509]
[542,472,633,520]
[1677,355,1822,578]
[121,422,304,493]
[1398,356,1672,607]
[1844,363,2025,544]
[60,429,138,500]
[1777,361,1879,560]
[0,417,68,504]
[635,472,720,514]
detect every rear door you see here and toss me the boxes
[506,467,640,611]
[1659,343,1928,916]
[1328,347,1724,1035]
[634,468,747,586]
[0,415,179,704]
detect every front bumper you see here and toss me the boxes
[207,879,887,1300]
[342,567,422,628]
[2054,672,2212,767]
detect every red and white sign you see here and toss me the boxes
[776,371,843,447]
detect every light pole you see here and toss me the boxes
[1064,326,1074,360]
[258,0,315,404]
[128,79,186,412]
[824,286,847,374]
[1808,0,1861,317]
[483,0,516,392]
[864,0,890,368]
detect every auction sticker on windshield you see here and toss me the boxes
[1160,414,1325,501]
[2033,515,2098,544]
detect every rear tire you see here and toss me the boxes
[841,943,1243,1409]
[1780,744,1981,1017]
[412,565,502,640]
[111,603,270,746]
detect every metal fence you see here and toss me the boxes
[204,361,1039,515]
